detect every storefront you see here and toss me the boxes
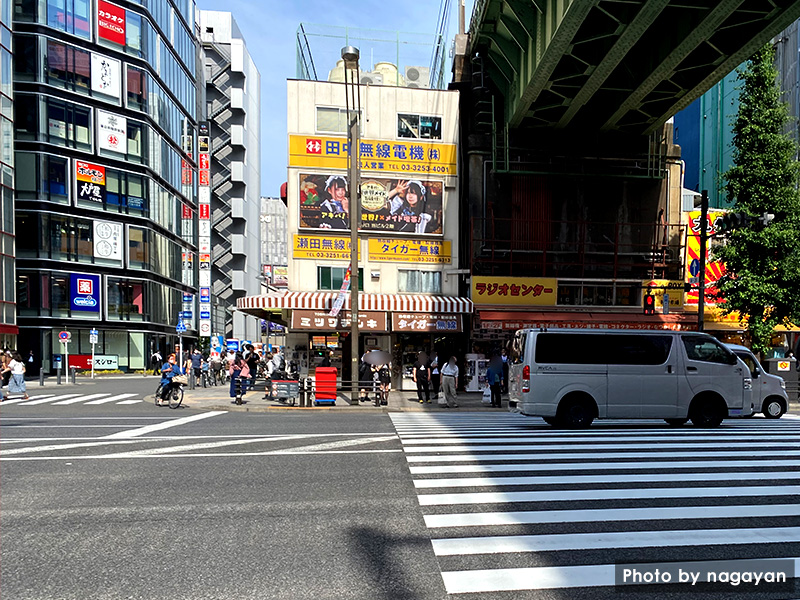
[237,292,472,391]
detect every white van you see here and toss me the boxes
[508,329,753,427]
[725,343,788,418]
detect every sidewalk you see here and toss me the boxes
[181,379,502,413]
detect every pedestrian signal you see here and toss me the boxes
[643,293,656,315]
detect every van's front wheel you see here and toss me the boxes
[557,396,595,429]
[542,416,562,426]
[762,397,786,419]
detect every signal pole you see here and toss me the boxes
[698,190,708,332]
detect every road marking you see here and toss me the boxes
[116,399,142,404]
[424,503,800,528]
[102,411,228,438]
[405,449,800,462]
[84,393,138,405]
[0,439,153,456]
[440,557,800,594]
[417,485,800,506]
[2,395,57,405]
[400,434,800,443]
[101,435,305,456]
[17,394,81,406]
[402,441,794,452]
[0,449,406,461]
[51,394,113,405]
[409,458,800,474]
[265,435,398,454]
[431,526,800,556]
[414,470,800,488]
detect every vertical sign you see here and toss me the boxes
[198,121,212,338]
[97,0,126,46]
[90,53,121,98]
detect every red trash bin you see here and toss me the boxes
[314,367,338,405]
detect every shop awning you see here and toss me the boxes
[477,311,700,331]
[237,292,473,317]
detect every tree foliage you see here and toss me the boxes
[714,44,800,354]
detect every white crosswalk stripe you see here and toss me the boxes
[2,392,145,406]
[391,413,800,596]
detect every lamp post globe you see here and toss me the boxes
[341,46,360,69]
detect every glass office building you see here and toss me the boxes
[12,0,200,371]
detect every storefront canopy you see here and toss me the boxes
[237,292,473,317]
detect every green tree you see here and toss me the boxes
[714,44,800,354]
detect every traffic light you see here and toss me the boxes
[717,212,750,233]
[643,293,656,315]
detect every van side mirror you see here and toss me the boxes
[727,353,739,366]
[753,367,761,378]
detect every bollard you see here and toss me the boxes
[234,377,244,405]
[70,366,77,384]
[39,371,44,386]
[189,369,195,390]
[56,369,62,385]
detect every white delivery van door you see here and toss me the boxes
[606,334,678,418]
[679,335,746,411]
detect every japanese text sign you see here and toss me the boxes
[290,135,457,176]
[76,160,106,203]
[471,276,558,306]
[293,234,360,261]
[291,310,388,332]
[70,273,100,312]
[97,0,126,46]
[367,238,451,264]
[391,313,462,332]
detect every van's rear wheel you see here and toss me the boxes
[557,396,595,429]
[665,418,688,426]
[762,397,786,419]
[542,416,561,426]
[690,396,726,427]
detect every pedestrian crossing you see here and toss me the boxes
[1,393,142,407]
[390,413,800,597]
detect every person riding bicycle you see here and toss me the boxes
[159,353,181,405]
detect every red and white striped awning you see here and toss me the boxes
[237,292,473,315]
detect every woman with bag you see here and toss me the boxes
[229,352,251,401]
[3,352,28,401]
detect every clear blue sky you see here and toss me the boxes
[195,0,474,197]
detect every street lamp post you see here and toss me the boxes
[342,45,361,405]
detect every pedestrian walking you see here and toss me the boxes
[486,355,504,408]
[358,354,373,402]
[440,356,460,408]
[228,352,250,401]
[3,352,28,400]
[501,348,510,394]
[377,363,391,406]
[429,352,440,399]
[1,349,11,394]
[150,350,162,375]
[190,349,203,381]
[413,351,431,403]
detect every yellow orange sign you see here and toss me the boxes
[471,276,558,306]
[289,135,457,176]
[368,239,451,264]
[293,234,360,260]
[642,279,685,310]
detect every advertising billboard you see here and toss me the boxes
[298,173,443,235]
[70,274,101,313]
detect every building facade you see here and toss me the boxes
[13,0,200,371]
[198,10,261,342]
[260,195,288,287]
[0,0,14,349]
[238,79,472,390]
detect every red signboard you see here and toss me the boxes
[97,0,126,45]
[181,204,192,219]
[199,204,210,220]
[199,170,210,186]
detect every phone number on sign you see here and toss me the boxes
[362,162,452,174]
[370,256,451,263]
[295,252,351,260]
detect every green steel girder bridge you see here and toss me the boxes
[469,0,800,135]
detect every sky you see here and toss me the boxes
[195,0,474,197]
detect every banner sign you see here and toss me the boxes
[471,276,558,306]
[67,354,119,370]
[328,265,351,317]
[292,234,359,260]
[298,173,443,235]
[289,135,457,176]
[643,279,685,310]
[368,238,451,264]
[76,160,106,203]
[292,310,388,332]
[97,0,126,46]
[392,313,462,332]
[93,220,123,261]
[478,319,694,332]
[90,53,121,98]
[273,266,288,287]
[97,109,127,153]
[685,210,726,306]
[70,274,100,312]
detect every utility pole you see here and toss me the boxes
[698,189,708,332]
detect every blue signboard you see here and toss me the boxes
[183,293,193,302]
[689,258,701,277]
[70,274,100,312]
[182,311,193,319]
[226,339,240,352]
[211,335,224,350]
[200,310,211,319]
[176,322,187,333]
[200,287,211,303]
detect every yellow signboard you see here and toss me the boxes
[471,276,558,306]
[293,234,360,260]
[642,279,685,310]
[289,135,457,176]
[368,239,451,264]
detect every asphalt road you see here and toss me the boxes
[2,380,799,599]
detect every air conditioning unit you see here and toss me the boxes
[405,65,430,88]
[360,72,383,85]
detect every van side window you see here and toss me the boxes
[607,335,673,365]
[682,336,735,365]
[511,332,525,364]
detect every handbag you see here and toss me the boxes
[173,374,188,385]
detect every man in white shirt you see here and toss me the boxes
[440,356,459,408]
